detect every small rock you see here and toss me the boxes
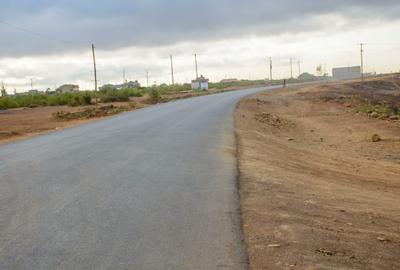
[267,244,281,248]
[372,134,381,142]
[316,248,335,256]
[389,115,399,120]
[287,138,295,141]
[370,112,379,118]
[377,237,389,242]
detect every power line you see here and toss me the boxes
[0,19,85,46]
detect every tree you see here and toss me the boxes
[1,82,7,97]
[316,65,323,76]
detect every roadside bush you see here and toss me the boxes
[0,97,19,109]
[122,88,144,97]
[0,92,93,110]
[149,89,161,103]
[100,90,130,103]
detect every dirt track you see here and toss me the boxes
[236,79,400,269]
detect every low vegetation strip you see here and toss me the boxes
[0,88,144,109]
[0,78,311,110]
[53,104,138,121]
[236,76,400,269]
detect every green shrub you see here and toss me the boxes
[100,90,130,103]
[0,91,93,110]
[149,89,161,103]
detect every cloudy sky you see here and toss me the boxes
[1,0,400,92]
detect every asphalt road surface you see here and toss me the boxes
[0,86,277,270]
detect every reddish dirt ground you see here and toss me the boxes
[236,78,400,269]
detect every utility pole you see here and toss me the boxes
[123,69,126,84]
[269,57,273,81]
[360,43,365,81]
[30,78,33,90]
[298,60,301,77]
[146,70,149,87]
[290,57,293,79]
[193,53,199,79]
[170,55,175,85]
[92,44,98,104]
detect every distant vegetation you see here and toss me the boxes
[0,76,318,110]
[209,79,267,89]
[0,88,144,110]
[99,88,144,103]
[0,92,93,109]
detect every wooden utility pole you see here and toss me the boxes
[360,43,365,81]
[298,60,301,77]
[92,44,98,104]
[123,69,126,84]
[30,78,33,90]
[146,70,149,87]
[269,57,273,81]
[170,55,175,85]
[290,57,293,79]
[194,53,199,79]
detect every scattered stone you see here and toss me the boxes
[287,138,295,141]
[370,112,379,118]
[389,115,399,120]
[372,134,381,142]
[267,244,281,248]
[377,237,389,242]
[316,248,335,256]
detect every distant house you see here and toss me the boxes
[332,66,361,80]
[100,81,141,91]
[123,81,141,89]
[56,84,79,93]
[192,75,209,91]
[28,89,40,95]
[220,78,239,84]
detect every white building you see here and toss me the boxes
[56,84,79,93]
[191,75,209,91]
[332,66,361,80]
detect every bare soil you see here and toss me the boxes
[0,101,143,145]
[236,77,400,269]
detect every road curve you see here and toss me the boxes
[0,86,276,270]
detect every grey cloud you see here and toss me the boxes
[1,0,400,57]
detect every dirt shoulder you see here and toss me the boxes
[236,77,400,269]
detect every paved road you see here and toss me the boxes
[0,86,277,270]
